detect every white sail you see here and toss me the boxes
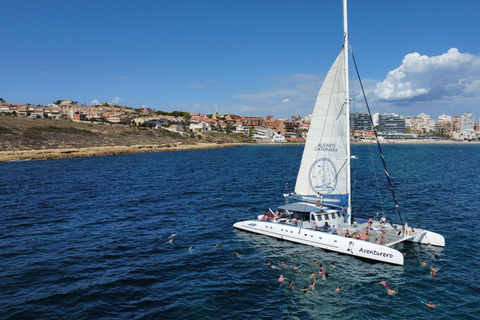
[294,48,349,206]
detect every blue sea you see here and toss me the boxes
[1,144,479,319]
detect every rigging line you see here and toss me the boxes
[367,141,387,216]
[350,49,404,227]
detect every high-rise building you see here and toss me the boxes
[350,112,373,131]
[460,111,475,133]
[378,114,405,133]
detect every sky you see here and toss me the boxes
[2,0,480,120]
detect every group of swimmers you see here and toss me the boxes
[271,259,340,294]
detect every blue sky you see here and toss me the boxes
[2,0,480,120]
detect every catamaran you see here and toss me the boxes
[233,0,445,265]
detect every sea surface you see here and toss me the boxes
[1,144,479,319]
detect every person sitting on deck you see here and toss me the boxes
[380,216,386,224]
[344,229,350,238]
[323,222,329,232]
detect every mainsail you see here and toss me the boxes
[294,48,349,207]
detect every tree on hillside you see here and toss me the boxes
[0,98,5,103]
[155,110,169,116]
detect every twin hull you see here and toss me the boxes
[233,220,405,265]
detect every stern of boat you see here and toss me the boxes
[405,230,445,247]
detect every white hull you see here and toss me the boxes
[234,219,405,265]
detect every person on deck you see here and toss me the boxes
[344,229,350,238]
[380,231,386,245]
[316,192,323,207]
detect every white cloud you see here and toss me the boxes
[374,48,480,102]
[112,97,121,104]
[282,99,290,104]
[91,99,100,106]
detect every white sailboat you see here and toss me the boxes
[233,0,445,266]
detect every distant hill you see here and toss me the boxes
[0,116,254,151]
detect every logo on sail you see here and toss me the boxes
[314,142,338,152]
[308,157,337,194]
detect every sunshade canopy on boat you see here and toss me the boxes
[278,202,337,213]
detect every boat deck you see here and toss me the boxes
[267,218,422,247]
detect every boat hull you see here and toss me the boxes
[233,220,404,265]
[404,230,445,247]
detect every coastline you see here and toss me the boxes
[0,143,245,163]
[1,139,479,163]
[353,139,480,145]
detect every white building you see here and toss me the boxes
[189,121,211,132]
[460,111,475,133]
[253,126,273,139]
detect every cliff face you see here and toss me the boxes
[0,116,253,151]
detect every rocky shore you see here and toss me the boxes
[0,143,244,162]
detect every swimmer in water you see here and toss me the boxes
[281,262,286,267]
[309,276,316,289]
[189,246,193,252]
[426,301,437,308]
[335,286,341,291]
[377,279,389,289]
[278,275,287,283]
[234,250,239,257]
[421,259,427,266]
[213,244,218,249]
[301,286,308,293]
[310,271,316,277]
[387,288,398,296]
[330,262,335,269]
[167,239,174,245]
[430,266,437,277]
[289,281,294,289]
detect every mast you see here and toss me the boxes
[343,0,352,225]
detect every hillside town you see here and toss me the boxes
[0,99,479,142]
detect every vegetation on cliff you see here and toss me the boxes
[0,116,254,151]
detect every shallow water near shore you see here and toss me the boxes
[1,144,479,319]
